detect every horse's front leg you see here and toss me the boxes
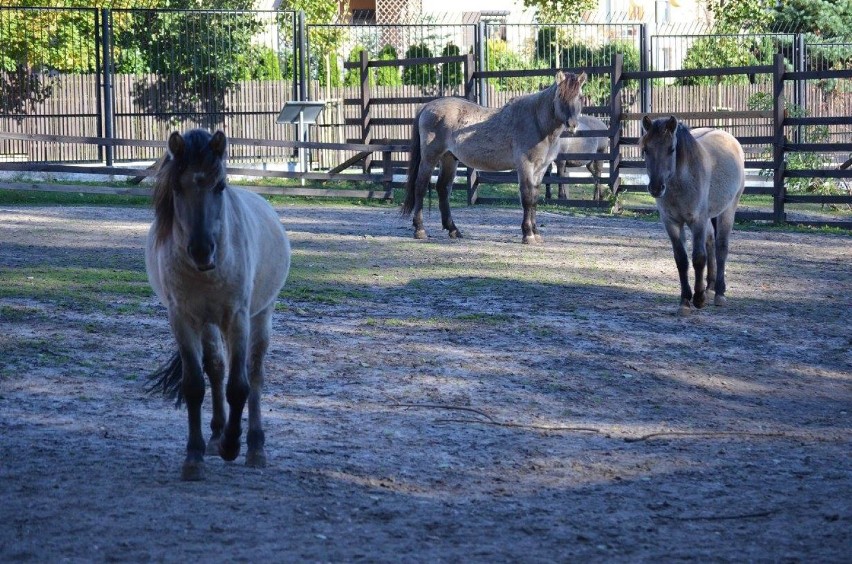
[219,309,251,463]
[201,325,226,456]
[664,221,692,315]
[690,221,709,309]
[172,323,206,481]
[245,308,273,468]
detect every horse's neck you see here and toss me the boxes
[531,87,561,137]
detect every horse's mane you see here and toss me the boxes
[675,122,700,169]
[556,74,582,104]
[152,152,177,245]
[152,129,224,245]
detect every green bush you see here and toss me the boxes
[441,43,463,87]
[376,44,401,86]
[402,43,437,86]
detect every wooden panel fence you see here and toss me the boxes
[1,54,850,228]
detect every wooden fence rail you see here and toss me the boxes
[1,54,850,228]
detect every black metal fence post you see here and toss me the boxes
[360,49,371,173]
[639,23,650,115]
[476,21,487,107]
[773,53,787,224]
[793,33,806,144]
[100,8,114,166]
[298,10,307,102]
[610,53,623,203]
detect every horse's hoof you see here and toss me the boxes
[246,449,267,469]
[206,436,221,456]
[181,460,205,481]
[693,292,706,309]
[534,233,544,243]
[677,303,692,317]
[218,438,241,462]
[715,294,727,307]
[448,229,462,239]
[522,235,539,245]
[414,229,427,240]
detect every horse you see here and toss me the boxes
[640,116,745,316]
[145,128,291,480]
[401,71,587,244]
[546,114,609,201]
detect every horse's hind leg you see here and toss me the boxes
[588,160,603,201]
[411,157,438,239]
[712,206,737,306]
[557,160,568,200]
[245,308,273,468]
[705,218,717,294]
[202,325,226,455]
[435,154,461,238]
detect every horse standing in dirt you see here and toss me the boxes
[402,71,587,244]
[145,128,290,480]
[640,116,745,315]
[547,114,609,201]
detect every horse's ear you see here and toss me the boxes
[666,116,678,134]
[642,115,653,131]
[210,130,227,159]
[167,131,185,159]
[555,70,565,84]
[576,72,587,87]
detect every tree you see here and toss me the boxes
[441,43,463,87]
[119,1,263,127]
[522,0,597,23]
[375,44,400,86]
[402,43,437,86]
[772,0,852,38]
[704,0,775,33]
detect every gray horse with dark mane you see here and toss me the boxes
[145,129,290,480]
[402,71,587,244]
[547,114,609,201]
[640,116,745,316]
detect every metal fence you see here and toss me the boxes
[0,7,849,177]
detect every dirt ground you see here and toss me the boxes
[1,202,850,562]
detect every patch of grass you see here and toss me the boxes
[0,304,45,323]
[0,266,152,313]
[0,188,151,207]
[454,312,516,324]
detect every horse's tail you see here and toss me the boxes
[145,351,184,407]
[401,108,424,217]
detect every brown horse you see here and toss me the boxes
[640,116,745,316]
[402,71,587,244]
[145,129,291,480]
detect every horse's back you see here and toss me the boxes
[417,96,516,171]
[229,187,290,314]
[694,128,745,217]
[559,115,608,158]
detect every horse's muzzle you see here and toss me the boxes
[187,241,216,271]
[647,182,666,198]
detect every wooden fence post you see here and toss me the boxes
[464,53,475,101]
[360,49,372,174]
[382,150,393,200]
[773,53,786,224]
[610,53,623,204]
